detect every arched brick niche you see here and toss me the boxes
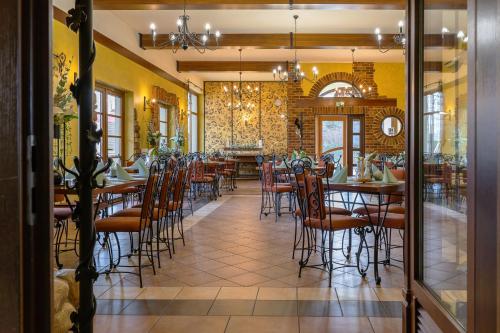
[308,72,378,99]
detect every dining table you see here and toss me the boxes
[323,178,405,284]
[55,177,147,219]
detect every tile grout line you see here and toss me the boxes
[334,287,345,317]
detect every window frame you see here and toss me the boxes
[95,83,125,163]
[188,92,199,152]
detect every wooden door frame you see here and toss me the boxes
[315,114,348,165]
[95,83,126,162]
[405,0,500,331]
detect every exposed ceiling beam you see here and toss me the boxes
[94,0,466,10]
[141,33,457,50]
[178,60,454,72]
[177,61,288,72]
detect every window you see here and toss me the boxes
[188,92,198,152]
[95,85,124,164]
[159,105,168,147]
[350,117,363,175]
[319,81,362,98]
[423,91,444,154]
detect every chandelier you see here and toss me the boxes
[224,49,258,111]
[272,15,318,83]
[374,20,406,54]
[149,0,221,54]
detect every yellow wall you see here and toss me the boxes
[300,62,406,110]
[53,20,189,162]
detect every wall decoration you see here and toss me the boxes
[204,81,287,155]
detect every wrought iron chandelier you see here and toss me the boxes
[224,49,258,111]
[374,20,406,54]
[149,0,221,54]
[272,15,318,83]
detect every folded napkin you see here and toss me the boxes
[131,157,149,177]
[330,167,347,183]
[93,162,108,186]
[382,167,399,184]
[115,163,134,181]
[65,167,79,180]
[371,164,383,181]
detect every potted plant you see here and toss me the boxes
[53,52,77,139]
[146,121,161,157]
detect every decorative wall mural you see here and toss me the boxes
[204,81,287,155]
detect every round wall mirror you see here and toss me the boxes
[381,116,403,137]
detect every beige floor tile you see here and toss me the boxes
[227,272,270,287]
[297,288,337,301]
[300,317,374,333]
[93,315,159,333]
[255,279,294,288]
[175,287,221,300]
[369,317,402,333]
[257,287,297,300]
[135,287,182,300]
[336,287,379,301]
[234,259,274,271]
[207,265,249,279]
[373,287,404,302]
[225,316,299,333]
[256,266,294,279]
[98,286,144,300]
[216,254,254,266]
[150,316,229,333]
[216,287,259,300]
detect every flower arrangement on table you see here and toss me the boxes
[170,108,185,151]
[146,121,161,157]
[53,52,78,128]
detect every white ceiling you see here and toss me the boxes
[113,9,406,34]
[54,0,468,84]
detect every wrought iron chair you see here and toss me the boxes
[94,162,159,287]
[298,168,370,287]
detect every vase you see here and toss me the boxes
[54,124,61,139]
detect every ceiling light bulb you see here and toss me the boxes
[457,30,465,39]
[277,65,282,71]
[312,66,318,73]
[205,23,211,31]
[176,19,182,26]
[202,35,208,43]
[170,34,176,41]
[374,27,381,35]
[300,71,305,77]
[149,23,156,31]
[215,30,221,38]
[296,64,300,70]
[441,27,449,34]
[273,69,277,74]
[398,20,404,28]
[463,36,469,43]
[284,72,288,76]
[377,34,383,41]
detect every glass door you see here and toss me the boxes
[316,115,347,165]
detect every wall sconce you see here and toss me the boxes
[143,96,156,112]
[242,114,250,126]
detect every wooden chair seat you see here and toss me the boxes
[353,205,406,216]
[192,176,214,183]
[54,207,72,220]
[366,212,405,229]
[305,215,367,231]
[296,206,351,217]
[95,217,144,233]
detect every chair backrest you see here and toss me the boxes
[140,162,160,223]
[304,175,327,220]
[172,168,186,203]
[157,169,173,211]
[192,160,205,180]
[262,162,274,188]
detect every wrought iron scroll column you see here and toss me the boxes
[64,0,110,332]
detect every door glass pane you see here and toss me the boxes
[352,135,360,149]
[107,116,121,136]
[321,120,344,153]
[107,93,121,116]
[421,3,467,328]
[107,137,122,162]
[160,107,167,122]
[352,119,361,134]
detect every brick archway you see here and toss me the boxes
[308,72,374,98]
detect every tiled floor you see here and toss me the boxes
[59,180,405,332]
